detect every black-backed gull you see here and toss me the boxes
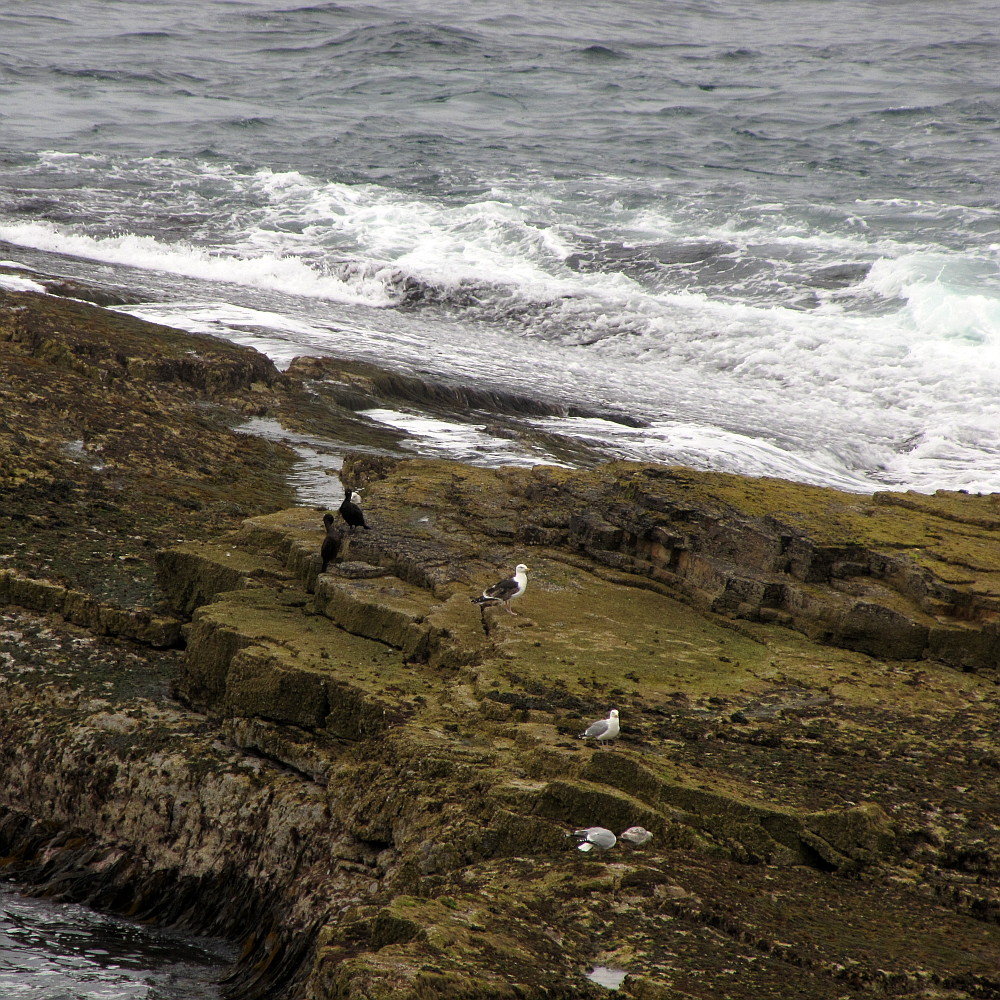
[471,563,528,615]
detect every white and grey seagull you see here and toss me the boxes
[579,709,620,747]
[570,827,617,853]
[471,563,529,615]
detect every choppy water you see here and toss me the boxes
[0,883,230,999]
[1,0,999,498]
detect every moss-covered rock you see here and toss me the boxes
[3,289,1000,999]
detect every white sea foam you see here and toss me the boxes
[240,167,585,294]
[532,417,878,492]
[119,301,334,370]
[0,273,47,293]
[0,220,394,307]
[360,408,566,468]
[228,169,1000,400]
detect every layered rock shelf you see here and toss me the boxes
[2,282,1000,999]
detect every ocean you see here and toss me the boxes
[0,0,998,989]
[2,0,999,496]
[0,883,231,999]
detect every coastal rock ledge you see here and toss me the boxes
[2,287,1000,999]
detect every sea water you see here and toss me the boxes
[0,883,230,999]
[1,1,999,493]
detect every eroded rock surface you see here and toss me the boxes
[2,288,1000,999]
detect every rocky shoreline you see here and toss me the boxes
[2,277,999,999]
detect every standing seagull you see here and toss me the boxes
[471,564,529,615]
[338,488,370,532]
[579,709,620,748]
[320,513,343,572]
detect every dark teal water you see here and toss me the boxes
[0,884,231,999]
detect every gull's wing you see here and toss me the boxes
[483,576,518,601]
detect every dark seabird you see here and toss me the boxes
[320,512,343,572]
[471,563,528,615]
[570,827,617,853]
[579,709,620,747]
[338,488,370,532]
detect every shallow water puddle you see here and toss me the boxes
[237,417,345,507]
[586,965,629,990]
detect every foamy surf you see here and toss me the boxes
[530,417,879,493]
[359,408,565,468]
[0,220,395,308]
[0,273,47,294]
[119,301,335,370]
[1,146,998,496]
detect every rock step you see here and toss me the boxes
[234,508,333,593]
[155,541,293,617]
[488,759,894,872]
[579,753,895,870]
[178,587,421,745]
[563,519,1000,667]
[162,508,491,670]
[0,569,181,647]
[314,575,484,668]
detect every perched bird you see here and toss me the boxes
[619,826,653,847]
[320,512,343,572]
[579,709,620,747]
[338,488,370,532]
[571,827,617,853]
[471,563,529,615]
